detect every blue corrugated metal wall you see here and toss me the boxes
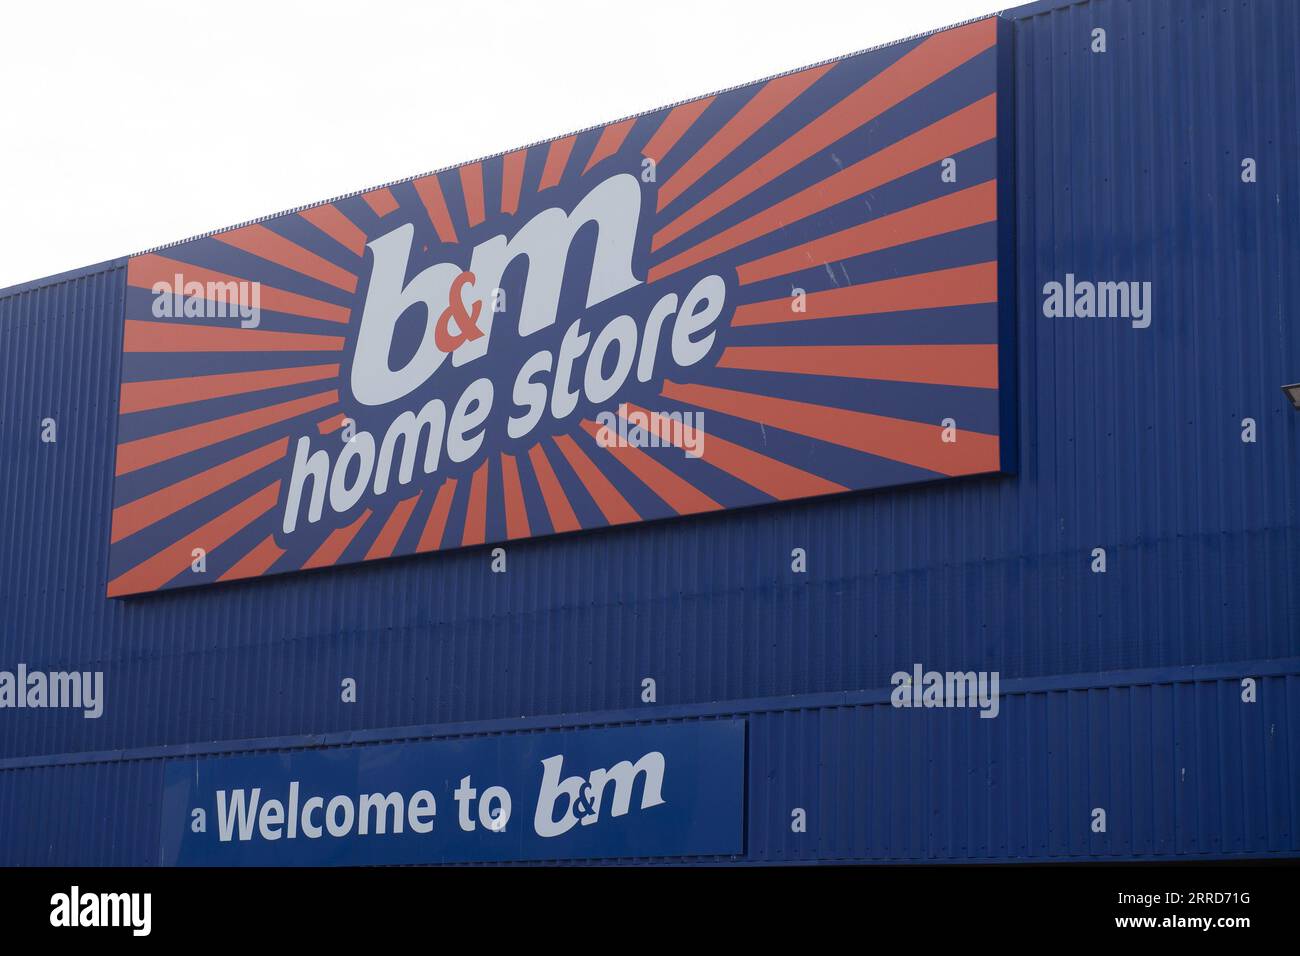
[1,666,1294,865]
[1,0,1298,863]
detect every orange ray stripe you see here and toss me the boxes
[583,119,636,174]
[417,479,458,551]
[657,65,833,211]
[618,403,846,500]
[579,420,720,515]
[366,494,422,560]
[123,320,344,353]
[302,509,372,569]
[218,534,285,582]
[462,460,490,546]
[527,443,580,533]
[317,411,348,434]
[732,261,996,326]
[737,179,998,284]
[412,174,459,243]
[459,163,486,227]
[213,224,358,293]
[111,437,289,543]
[649,94,997,280]
[115,390,338,476]
[552,434,639,525]
[662,380,999,476]
[500,454,531,539]
[538,136,576,190]
[362,188,400,217]
[500,149,527,216]
[128,253,351,324]
[106,481,281,597]
[718,344,999,388]
[119,364,340,414]
[299,203,368,256]
[654,18,996,250]
[642,97,715,164]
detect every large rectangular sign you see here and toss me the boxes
[108,17,1011,595]
[159,720,745,865]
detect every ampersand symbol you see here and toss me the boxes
[573,782,595,819]
[434,270,484,353]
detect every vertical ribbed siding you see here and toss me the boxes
[1012,0,1300,679]
[0,0,1295,780]
[0,671,1292,865]
[743,673,1298,863]
[0,262,127,757]
[0,758,162,866]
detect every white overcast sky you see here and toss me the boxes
[0,0,999,289]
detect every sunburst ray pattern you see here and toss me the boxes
[107,16,1010,595]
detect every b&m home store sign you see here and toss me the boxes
[106,17,1012,596]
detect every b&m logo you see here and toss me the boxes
[107,17,1011,595]
[160,722,746,865]
[281,172,728,539]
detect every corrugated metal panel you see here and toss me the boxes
[0,261,129,762]
[747,671,1299,862]
[1,668,1294,865]
[0,758,162,867]
[0,0,1296,764]
[1010,0,1300,682]
[0,0,1297,870]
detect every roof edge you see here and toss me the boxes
[2,0,1091,296]
[0,257,126,300]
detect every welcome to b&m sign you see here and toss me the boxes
[107,17,1013,596]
